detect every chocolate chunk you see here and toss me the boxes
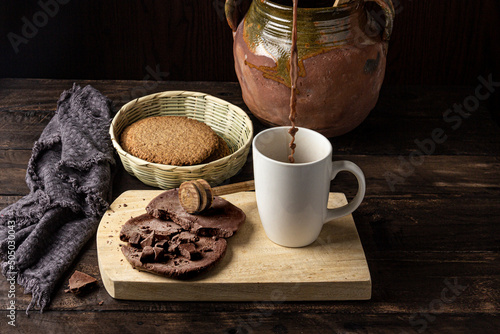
[146,189,246,238]
[167,238,182,253]
[121,235,227,279]
[153,246,165,262]
[140,246,155,263]
[140,232,156,248]
[178,243,200,260]
[66,270,97,294]
[127,231,142,246]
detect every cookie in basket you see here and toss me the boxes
[120,116,219,166]
[202,135,231,163]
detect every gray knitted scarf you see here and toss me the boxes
[0,84,115,313]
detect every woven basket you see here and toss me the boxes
[110,91,253,189]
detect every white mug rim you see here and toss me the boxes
[252,126,332,167]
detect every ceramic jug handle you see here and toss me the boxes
[225,0,238,31]
[225,0,252,32]
[365,0,395,41]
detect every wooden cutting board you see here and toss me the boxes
[97,190,371,301]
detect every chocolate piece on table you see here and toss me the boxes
[66,270,97,294]
[146,189,246,238]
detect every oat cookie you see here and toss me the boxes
[120,116,219,166]
[202,135,231,163]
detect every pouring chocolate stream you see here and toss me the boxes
[288,0,299,163]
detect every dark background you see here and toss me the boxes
[0,0,499,85]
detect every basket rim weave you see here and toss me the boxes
[110,90,253,177]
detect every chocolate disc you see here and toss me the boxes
[120,213,228,279]
[119,213,182,243]
[146,189,246,238]
[121,237,227,279]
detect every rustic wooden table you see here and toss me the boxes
[0,78,499,333]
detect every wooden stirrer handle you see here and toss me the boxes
[212,180,255,196]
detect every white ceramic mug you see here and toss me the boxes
[253,127,366,247]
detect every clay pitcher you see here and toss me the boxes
[225,0,395,137]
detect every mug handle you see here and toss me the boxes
[364,0,396,41]
[325,161,366,222]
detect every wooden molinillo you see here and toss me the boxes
[179,179,255,214]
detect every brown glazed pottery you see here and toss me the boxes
[225,0,395,137]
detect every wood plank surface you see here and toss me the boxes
[3,311,499,334]
[0,79,498,333]
[1,79,499,156]
[1,250,498,315]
